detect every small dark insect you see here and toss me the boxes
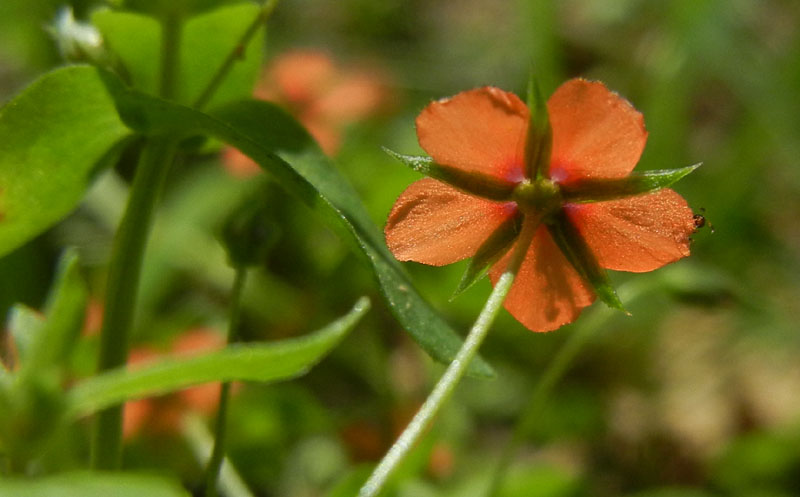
[693,208,714,233]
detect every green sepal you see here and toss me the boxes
[451,211,524,300]
[524,74,552,180]
[561,163,701,203]
[548,210,628,314]
[383,148,516,201]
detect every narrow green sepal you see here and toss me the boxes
[524,74,552,180]
[548,211,628,314]
[562,163,702,203]
[451,212,524,300]
[383,148,516,201]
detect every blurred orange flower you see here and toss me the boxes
[224,50,390,177]
[123,328,227,439]
[385,79,695,332]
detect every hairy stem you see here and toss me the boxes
[204,267,248,497]
[358,216,540,497]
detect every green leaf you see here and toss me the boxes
[94,3,264,108]
[383,149,516,201]
[548,210,627,313]
[561,164,702,203]
[0,66,131,258]
[120,0,245,17]
[0,472,190,497]
[179,3,264,108]
[67,297,370,419]
[452,212,523,299]
[6,305,45,371]
[99,71,495,377]
[20,248,88,377]
[92,9,159,92]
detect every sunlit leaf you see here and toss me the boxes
[94,3,264,107]
[0,66,131,258]
[67,297,370,418]
[99,70,495,377]
[0,472,190,497]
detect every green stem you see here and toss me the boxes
[358,217,540,497]
[91,6,183,468]
[193,0,280,110]
[204,267,248,497]
[485,278,655,496]
[90,136,178,469]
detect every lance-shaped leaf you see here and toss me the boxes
[452,212,523,299]
[0,66,131,258]
[548,211,627,313]
[98,70,494,377]
[67,297,370,419]
[19,249,87,378]
[561,164,701,203]
[383,149,516,201]
[525,74,552,180]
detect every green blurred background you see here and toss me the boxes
[2,0,800,496]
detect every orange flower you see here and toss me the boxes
[224,50,390,177]
[123,328,227,439]
[385,79,696,332]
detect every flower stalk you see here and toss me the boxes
[359,216,540,497]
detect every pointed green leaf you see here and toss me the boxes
[21,249,88,377]
[0,472,190,497]
[93,3,264,108]
[383,149,515,201]
[452,212,523,299]
[561,163,701,203]
[67,297,370,419]
[0,66,132,258]
[525,74,552,180]
[548,210,627,313]
[99,71,495,377]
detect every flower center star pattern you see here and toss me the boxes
[384,79,698,332]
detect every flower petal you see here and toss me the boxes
[490,225,595,332]
[566,189,694,273]
[258,50,335,103]
[548,79,647,183]
[385,178,516,266]
[416,87,528,182]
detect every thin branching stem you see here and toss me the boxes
[358,215,542,497]
[193,0,281,110]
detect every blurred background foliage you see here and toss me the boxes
[1,0,800,496]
